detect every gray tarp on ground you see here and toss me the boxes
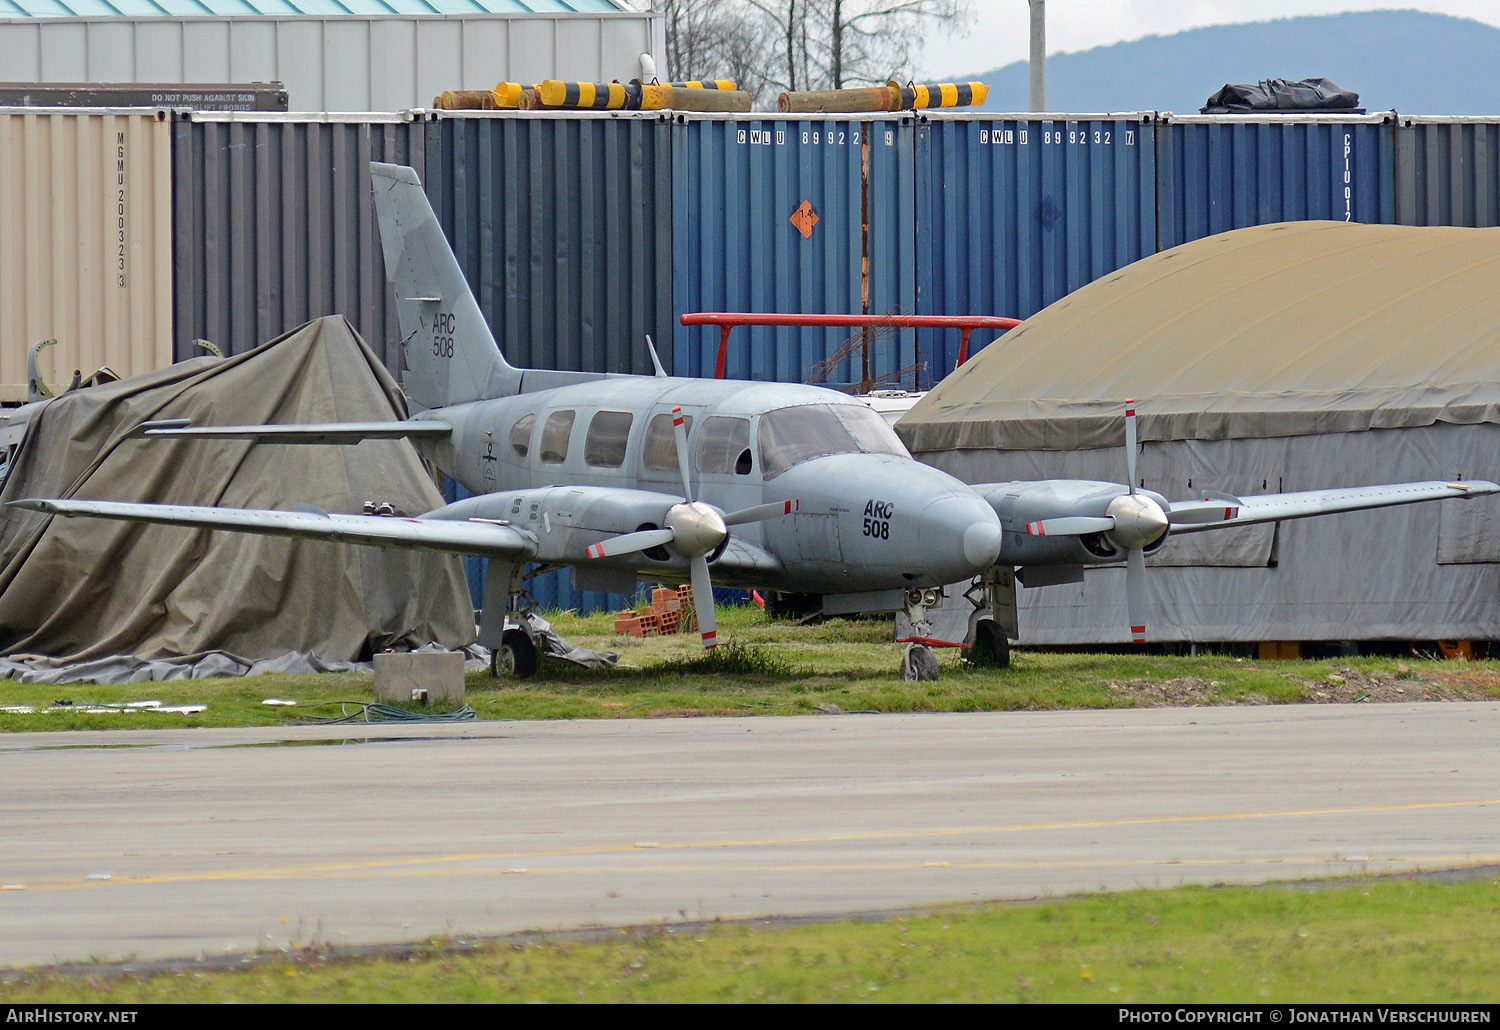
[899,221,1500,454]
[898,221,1500,644]
[0,316,475,664]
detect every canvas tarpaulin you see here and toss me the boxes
[896,221,1500,643]
[0,316,475,664]
[898,221,1500,454]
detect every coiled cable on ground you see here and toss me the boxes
[300,701,477,724]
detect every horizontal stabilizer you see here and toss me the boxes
[131,420,453,445]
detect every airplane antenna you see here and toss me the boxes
[645,335,668,378]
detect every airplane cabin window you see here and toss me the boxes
[584,410,633,468]
[509,413,535,457]
[758,404,860,476]
[643,412,692,470]
[835,404,911,458]
[696,416,752,475]
[539,410,575,464]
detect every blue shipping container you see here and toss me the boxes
[1157,114,1396,249]
[915,113,1157,376]
[424,112,674,375]
[672,114,918,387]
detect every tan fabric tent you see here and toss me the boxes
[901,221,1500,453]
[0,316,475,663]
[898,222,1500,646]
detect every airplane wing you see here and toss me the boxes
[9,499,536,560]
[1166,480,1500,534]
[129,419,453,444]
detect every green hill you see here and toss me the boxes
[962,10,1500,116]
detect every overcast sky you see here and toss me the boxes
[912,2,1500,78]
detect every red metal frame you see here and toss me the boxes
[678,312,1023,380]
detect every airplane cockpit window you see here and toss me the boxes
[509,413,534,458]
[643,412,692,470]
[758,403,903,476]
[833,403,911,459]
[696,416,753,475]
[584,410,633,468]
[539,410,575,464]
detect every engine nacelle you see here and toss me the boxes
[428,485,687,566]
[975,479,1170,567]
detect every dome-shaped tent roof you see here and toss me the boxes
[898,220,1500,453]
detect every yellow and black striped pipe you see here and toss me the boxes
[491,82,526,109]
[646,79,738,91]
[537,80,643,110]
[888,81,990,110]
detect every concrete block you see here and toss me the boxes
[373,651,466,708]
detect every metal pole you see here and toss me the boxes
[1028,0,1046,113]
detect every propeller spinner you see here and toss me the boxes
[584,407,798,649]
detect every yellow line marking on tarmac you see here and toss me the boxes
[6,798,1494,893]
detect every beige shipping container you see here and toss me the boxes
[0,109,173,403]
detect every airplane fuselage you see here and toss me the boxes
[416,374,1005,596]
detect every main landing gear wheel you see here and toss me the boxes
[901,643,939,681]
[492,628,539,679]
[967,620,1012,668]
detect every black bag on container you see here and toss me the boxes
[1201,77,1360,113]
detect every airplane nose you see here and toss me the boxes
[918,494,1003,579]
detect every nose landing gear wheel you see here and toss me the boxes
[492,628,539,679]
[901,643,939,681]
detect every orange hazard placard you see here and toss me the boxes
[790,200,819,238]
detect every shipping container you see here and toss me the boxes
[171,111,426,370]
[1394,116,1500,227]
[424,111,674,376]
[1157,114,1396,249]
[0,108,174,403]
[671,113,918,387]
[915,113,1157,376]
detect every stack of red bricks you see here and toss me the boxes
[613,586,693,638]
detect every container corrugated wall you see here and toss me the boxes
[171,112,426,370]
[424,111,674,376]
[0,108,174,402]
[1157,114,1397,248]
[672,114,918,386]
[916,113,1156,375]
[1394,117,1500,227]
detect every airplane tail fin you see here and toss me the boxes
[371,162,520,409]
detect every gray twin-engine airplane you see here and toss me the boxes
[13,163,1498,678]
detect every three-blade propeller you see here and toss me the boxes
[1021,400,1178,643]
[583,407,798,649]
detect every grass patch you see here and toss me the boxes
[1,604,1497,730]
[657,639,809,677]
[3,876,1496,1002]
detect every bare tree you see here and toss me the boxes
[822,0,972,90]
[683,0,970,100]
[662,0,779,99]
